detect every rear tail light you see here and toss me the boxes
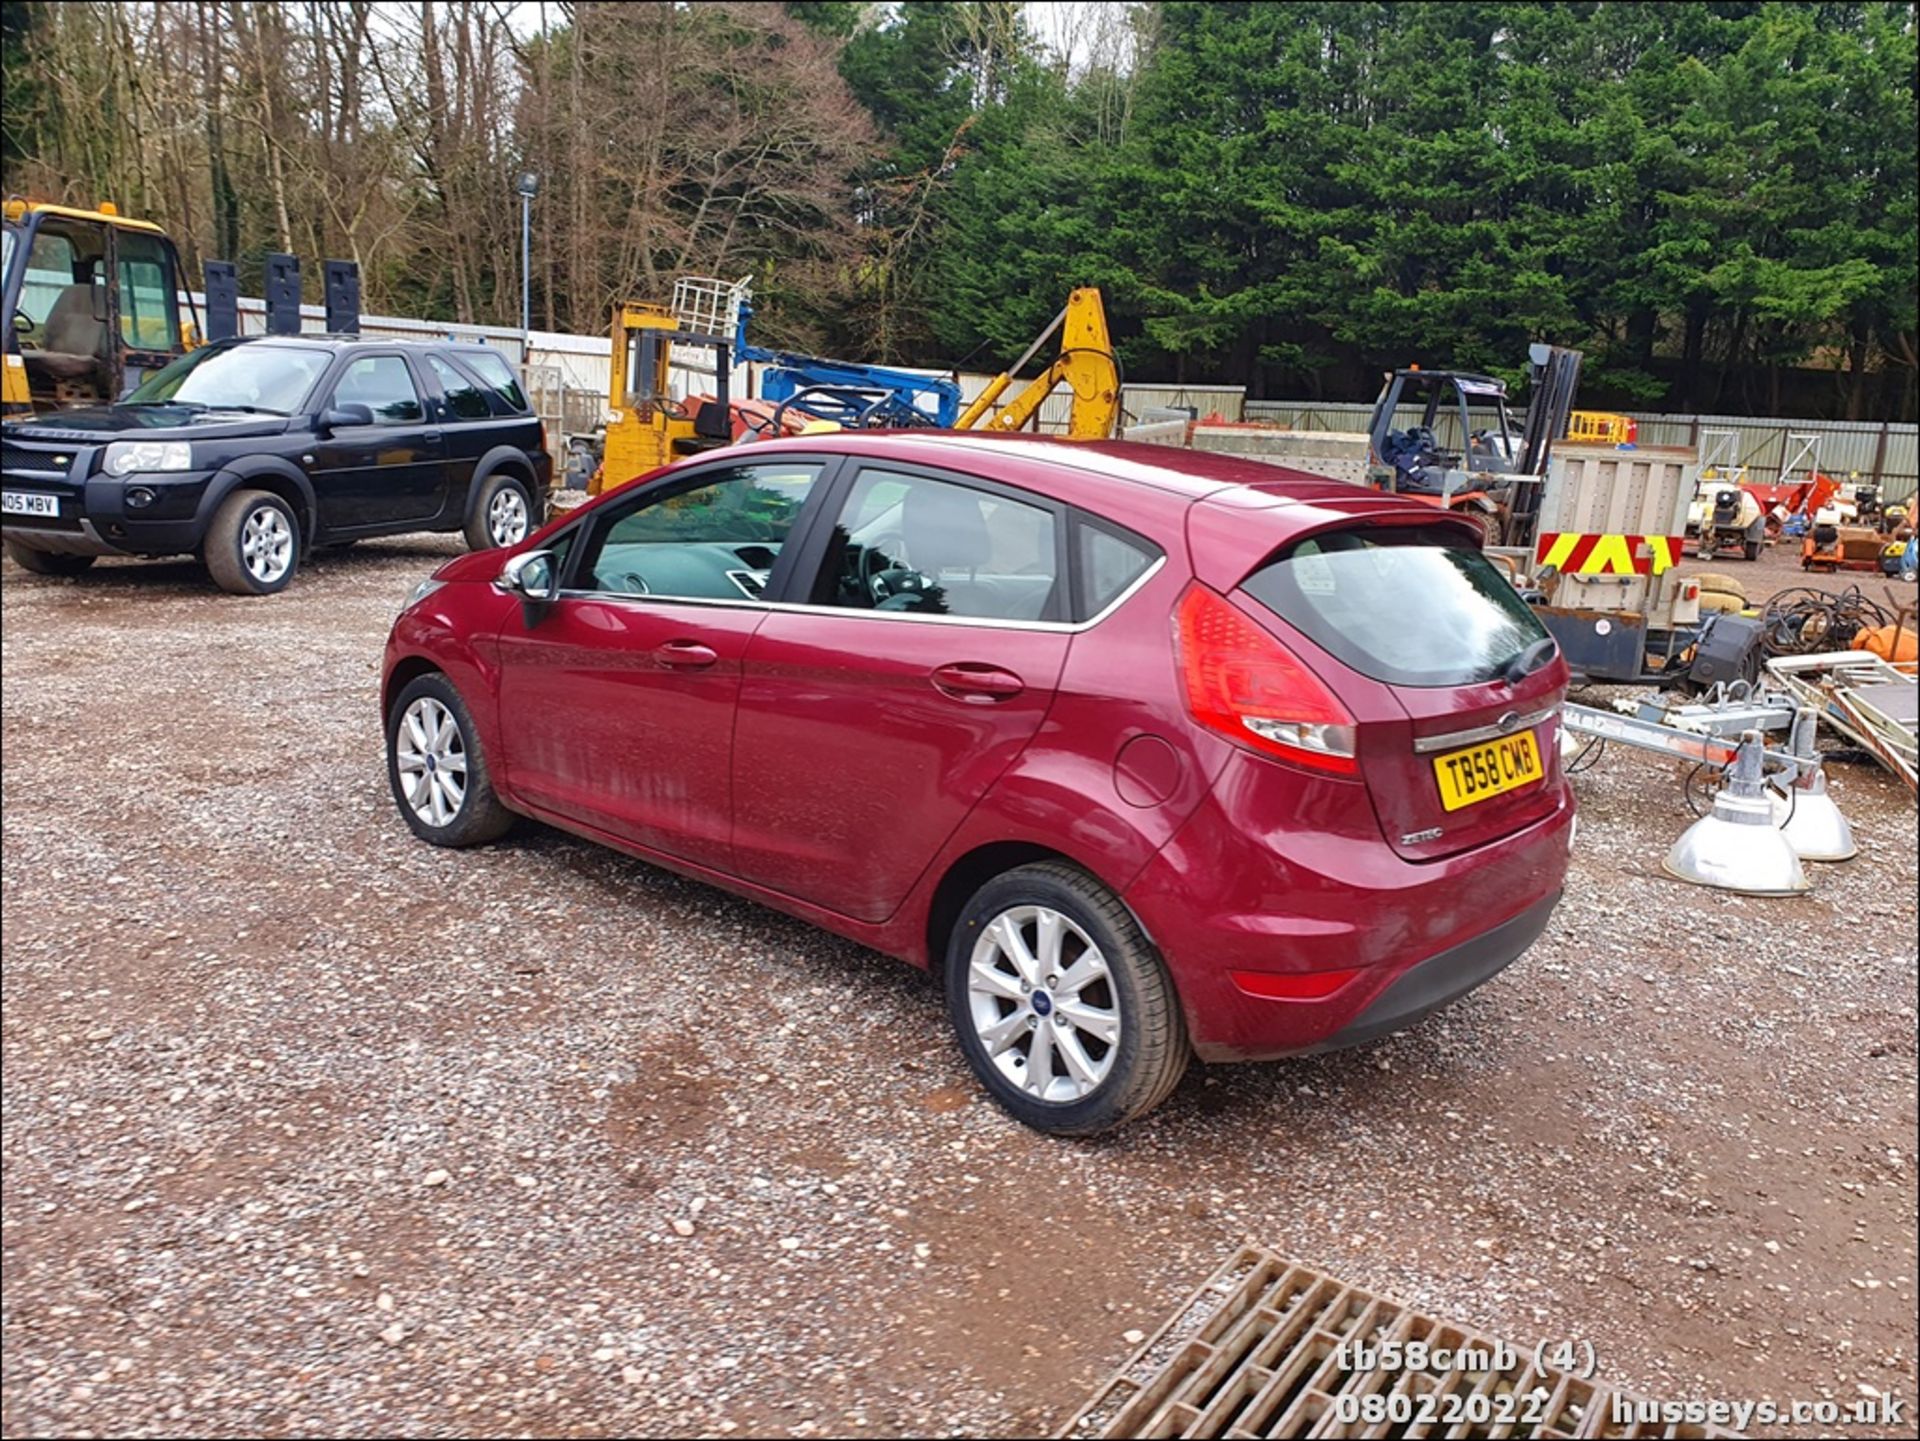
[1174,585,1358,775]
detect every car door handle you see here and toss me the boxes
[423,429,443,442]
[931,662,1025,702]
[653,640,719,670]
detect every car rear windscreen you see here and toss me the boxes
[1238,524,1549,687]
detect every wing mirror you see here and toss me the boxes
[498,548,558,623]
[321,402,375,431]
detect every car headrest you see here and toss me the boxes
[903,483,992,573]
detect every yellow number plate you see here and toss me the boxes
[1432,732,1543,811]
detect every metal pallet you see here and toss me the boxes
[1063,1248,1734,1439]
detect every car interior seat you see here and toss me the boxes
[894,484,1051,620]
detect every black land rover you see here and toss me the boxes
[0,335,553,594]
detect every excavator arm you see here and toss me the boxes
[954,288,1119,441]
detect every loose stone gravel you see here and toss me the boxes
[3,538,1914,1438]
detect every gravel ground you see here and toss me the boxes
[3,535,1915,1438]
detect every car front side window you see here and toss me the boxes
[570,462,824,602]
[331,355,424,424]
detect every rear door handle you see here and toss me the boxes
[931,662,1025,702]
[423,429,443,442]
[653,640,719,670]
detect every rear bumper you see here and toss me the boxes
[1125,760,1573,1063]
[1284,889,1560,1057]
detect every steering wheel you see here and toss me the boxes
[869,567,933,608]
[13,310,39,347]
[610,571,650,594]
[853,538,906,595]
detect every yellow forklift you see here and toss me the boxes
[589,300,736,496]
[2,199,195,417]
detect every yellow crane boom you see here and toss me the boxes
[954,287,1118,441]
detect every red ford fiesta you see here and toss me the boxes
[382,433,1573,1134]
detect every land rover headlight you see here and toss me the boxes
[103,441,193,476]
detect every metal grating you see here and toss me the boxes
[1064,1247,1736,1440]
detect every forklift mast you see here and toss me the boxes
[1507,344,1583,549]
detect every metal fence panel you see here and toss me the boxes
[1242,400,1917,502]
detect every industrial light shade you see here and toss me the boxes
[1663,731,1811,896]
[1774,773,1858,863]
[1770,710,1857,863]
[514,171,539,199]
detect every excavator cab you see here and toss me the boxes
[2,200,191,417]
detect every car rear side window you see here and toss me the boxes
[428,354,492,420]
[1238,524,1548,687]
[1075,520,1159,620]
[457,349,529,413]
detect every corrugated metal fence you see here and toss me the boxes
[1244,399,1918,503]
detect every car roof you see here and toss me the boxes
[725,430,1473,588]
[223,334,502,352]
[740,429,1381,507]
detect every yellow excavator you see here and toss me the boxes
[2,199,195,418]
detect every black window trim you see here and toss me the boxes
[1068,507,1165,624]
[515,450,1168,634]
[423,349,497,423]
[546,452,851,605]
[323,348,430,427]
[775,457,1075,627]
[445,347,531,417]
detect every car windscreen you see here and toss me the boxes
[124,343,331,415]
[1238,524,1549,688]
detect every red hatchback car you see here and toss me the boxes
[382,434,1573,1133]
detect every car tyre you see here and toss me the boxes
[946,861,1189,1136]
[205,488,300,595]
[386,673,514,847]
[1742,539,1763,561]
[4,540,95,576]
[467,472,535,551]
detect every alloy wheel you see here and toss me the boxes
[966,904,1121,1103]
[394,696,468,826]
[488,488,529,546]
[241,505,294,584]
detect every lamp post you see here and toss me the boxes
[514,171,539,343]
